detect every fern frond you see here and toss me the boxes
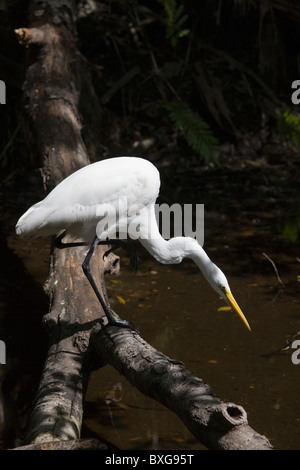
[165,100,219,162]
[157,0,190,47]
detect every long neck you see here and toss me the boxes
[138,208,172,263]
[137,205,212,270]
[136,205,230,302]
[140,232,215,277]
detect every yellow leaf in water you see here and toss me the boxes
[116,402,129,410]
[218,306,231,311]
[111,279,122,284]
[117,295,126,305]
[173,437,185,443]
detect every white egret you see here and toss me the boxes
[16,156,251,331]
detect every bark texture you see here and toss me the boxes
[15,0,118,445]
[93,326,273,450]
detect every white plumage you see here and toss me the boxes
[16,156,250,331]
[16,157,160,241]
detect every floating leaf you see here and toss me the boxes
[116,402,129,410]
[116,295,126,305]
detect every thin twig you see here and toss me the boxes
[262,252,285,287]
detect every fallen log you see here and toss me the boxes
[92,326,272,450]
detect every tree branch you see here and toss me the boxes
[92,326,273,450]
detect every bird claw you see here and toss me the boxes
[106,318,139,333]
[102,240,139,272]
[102,248,112,261]
[104,307,139,332]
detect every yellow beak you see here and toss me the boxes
[225,288,251,331]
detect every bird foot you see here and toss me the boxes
[106,318,139,333]
[101,239,139,272]
[54,231,88,249]
[104,308,139,332]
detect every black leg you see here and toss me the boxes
[54,233,139,271]
[82,235,132,329]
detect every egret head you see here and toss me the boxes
[207,264,251,331]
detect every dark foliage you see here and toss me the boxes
[1,0,300,174]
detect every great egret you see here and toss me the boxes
[16,156,251,331]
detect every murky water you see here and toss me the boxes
[3,227,300,450]
[84,247,300,450]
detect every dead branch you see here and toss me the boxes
[262,252,285,287]
[92,326,273,450]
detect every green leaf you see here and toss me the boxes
[165,100,219,162]
[157,0,190,47]
[277,107,300,146]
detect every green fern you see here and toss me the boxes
[277,107,300,146]
[157,0,190,47]
[165,100,219,162]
